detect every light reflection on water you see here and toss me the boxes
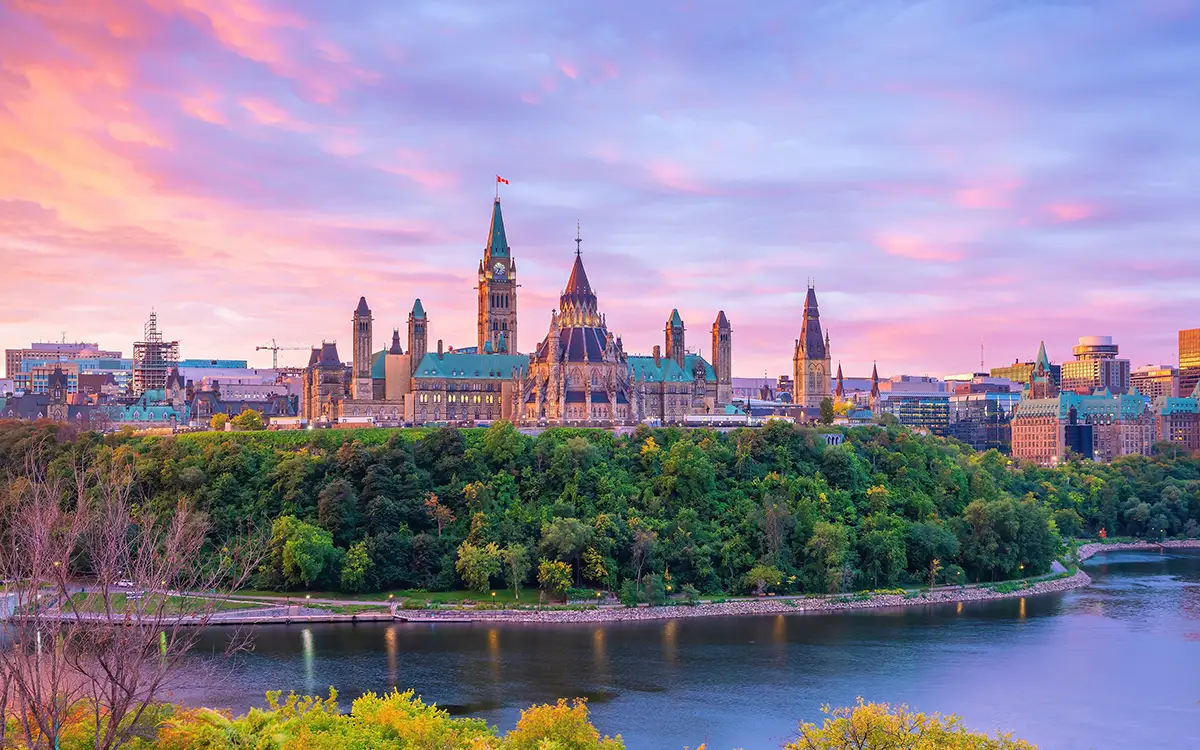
[176,550,1200,750]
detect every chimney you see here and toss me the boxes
[653,345,661,366]
[437,339,444,359]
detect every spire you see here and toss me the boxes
[486,199,509,258]
[1035,340,1051,371]
[355,296,370,316]
[389,328,403,355]
[835,361,845,398]
[799,286,826,358]
[870,361,881,397]
[564,252,593,297]
[575,219,582,258]
[411,298,426,319]
[669,309,683,328]
[715,310,729,328]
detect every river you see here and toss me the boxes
[176,549,1200,749]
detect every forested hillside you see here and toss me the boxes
[2,421,1197,597]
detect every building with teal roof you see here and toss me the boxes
[1012,390,1156,465]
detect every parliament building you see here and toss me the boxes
[301,197,766,427]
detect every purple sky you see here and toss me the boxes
[2,0,1198,378]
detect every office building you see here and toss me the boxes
[1060,336,1130,395]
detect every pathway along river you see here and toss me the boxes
[176,549,1200,749]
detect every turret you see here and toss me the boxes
[712,310,732,406]
[408,299,428,375]
[352,296,373,401]
[665,309,685,369]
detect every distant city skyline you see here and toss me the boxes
[2,2,1197,376]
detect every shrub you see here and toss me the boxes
[786,698,1035,749]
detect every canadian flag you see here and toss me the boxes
[496,175,509,184]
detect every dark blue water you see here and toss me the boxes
[178,550,1200,748]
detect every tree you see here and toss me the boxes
[630,528,656,598]
[819,397,835,425]
[263,516,339,589]
[424,492,456,537]
[0,449,261,750]
[537,559,572,601]
[340,541,371,593]
[317,478,359,546]
[807,521,855,594]
[455,541,501,593]
[504,699,623,750]
[582,547,608,585]
[230,408,264,431]
[501,543,532,599]
[745,564,784,595]
[210,412,228,430]
[540,517,595,584]
[786,699,1035,749]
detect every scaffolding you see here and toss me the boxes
[132,311,179,396]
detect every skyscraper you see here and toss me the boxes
[1180,328,1200,398]
[1060,336,1130,394]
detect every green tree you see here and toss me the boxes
[455,541,501,593]
[501,543,532,599]
[537,559,572,600]
[806,521,855,594]
[263,516,339,589]
[819,397,835,425]
[540,517,595,584]
[230,408,264,431]
[339,541,371,593]
[317,478,359,546]
[744,564,784,595]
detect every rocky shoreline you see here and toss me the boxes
[396,539,1200,625]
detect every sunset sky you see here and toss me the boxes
[2,0,1198,378]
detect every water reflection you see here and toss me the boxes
[181,550,1200,750]
[384,626,397,688]
[300,627,314,694]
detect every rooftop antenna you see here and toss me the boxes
[575,220,582,258]
[980,342,984,371]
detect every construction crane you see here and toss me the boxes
[256,339,311,369]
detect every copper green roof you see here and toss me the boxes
[413,352,528,380]
[370,350,387,379]
[1035,340,1051,370]
[411,299,426,319]
[1015,392,1151,420]
[486,199,508,259]
[669,309,683,327]
[628,354,715,383]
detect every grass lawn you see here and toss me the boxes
[65,592,262,615]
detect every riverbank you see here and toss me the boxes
[394,539,1200,624]
[19,540,1198,627]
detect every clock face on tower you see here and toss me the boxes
[492,262,507,280]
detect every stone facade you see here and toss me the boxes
[1012,391,1156,465]
[792,286,831,408]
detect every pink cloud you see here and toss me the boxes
[875,233,964,262]
[1049,203,1095,222]
[954,179,1021,209]
[239,97,310,131]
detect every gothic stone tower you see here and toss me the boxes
[712,310,732,406]
[665,309,685,368]
[352,296,373,400]
[408,299,428,376]
[792,286,832,408]
[478,198,517,353]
